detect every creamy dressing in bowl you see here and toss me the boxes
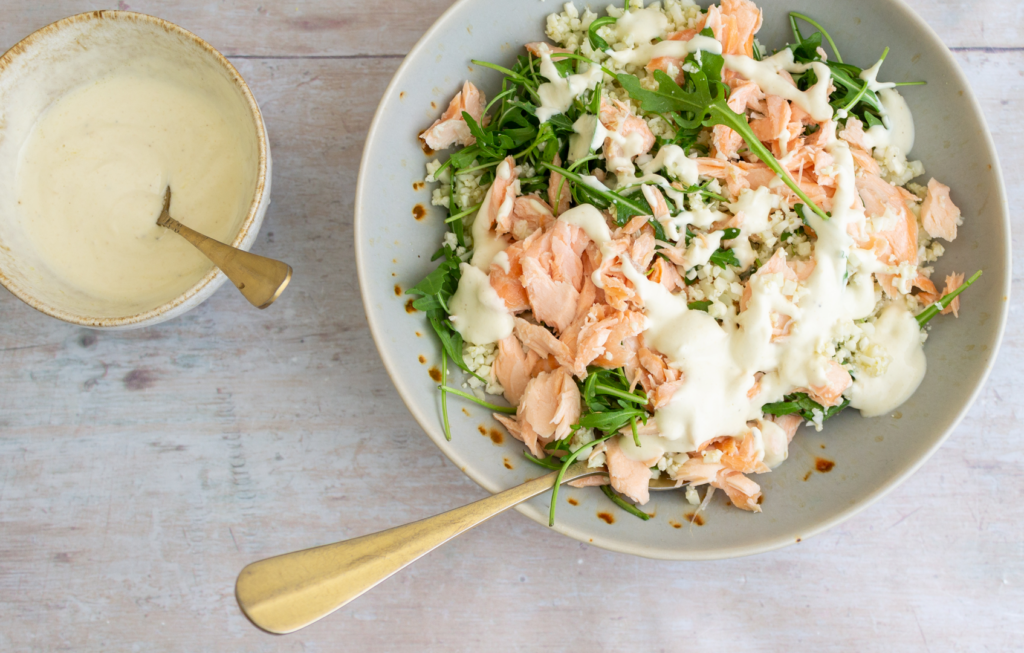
[15,70,254,310]
[0,11,268,326]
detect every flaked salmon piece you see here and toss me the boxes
[653,379,685,409]
[646,56,686,84]
[420,81,487,151]
[940,272,965,317]
[730,78,767,113]
[514,317,573,369]
[490,242,530,313]
[713,80,767,159]
[630,229,657,272]
[548,153,572,216]
[641,185,671,221]
[567,475,610,489]
[839,116,870,151]
[638,346,681,386]
[876,271,938,302]
[524,41,572,57]
[764,95,793,145]
[806,119,837,148]
[522,256,579,333]
[649,257,684,292]
[509,195,555,241]
[484,155,520,239]
[857,173,918,266]
[921,179,961,242]
[717,468,762,512]
[698,157,757,198]
[849,147,881,176]
[600,100,656,174]
[573,306,646,376]
[671,457,763,512]
[494,335,540,405]
[605,437,655,505]
[549,221,585,290]
[770,413,803,442]
[704,431,769,475]
[805,361,852,408]
[600,272,639,312]
[720,0,763,58]
[615,214,651,237]
[513,369,581,458]
[667,26,700,42]
[712,124,745,160]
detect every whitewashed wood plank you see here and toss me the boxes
[0,28,1021,653]
[0,0,1021,58]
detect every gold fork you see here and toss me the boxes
[156,187,292,308]
[235,460,679,634]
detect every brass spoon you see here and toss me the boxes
[156,187,292,308]
[235,460,680,634]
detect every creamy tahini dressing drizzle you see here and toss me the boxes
[449,263,514,345]
[862,89,915,154]
[470,160,513,271]
[607,34,723,68]
[849,304,926,416]
[568,114,609,162]
[723,49,834,122]
[608,127,926,456]
[535,47,604,123]
[14,70,254,310]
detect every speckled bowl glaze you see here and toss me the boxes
[355,0,1010,559]
[0,11,271,329]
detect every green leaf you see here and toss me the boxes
[762,392,849,422]
[709,248,741,269]
[687,300,712,312]
[588,16,617,51]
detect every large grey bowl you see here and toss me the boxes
[355,0,1010,559]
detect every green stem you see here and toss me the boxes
[441,352,452,442]
[789,12,843,63]
[524,452,563,470]
[439,385,518,414]
[595,382,648,405]
[540,162,650,217]
[600,485,651,520]
[629,416,641,448]
[445,202,483,224]
[916,270,982,327]
[549,433,617,526]
[708,102,829,220]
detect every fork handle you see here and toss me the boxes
[158,214,292,309]
[235,465,594,634]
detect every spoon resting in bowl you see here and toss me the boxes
[156,187,291,308]
[234,460,681,634]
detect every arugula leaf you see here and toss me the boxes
[588,16,617,51]
[709,248,741,269]
[762,392,849,422]
[540,162,652,224]
[616,68,830,219]
[687,300,712,312]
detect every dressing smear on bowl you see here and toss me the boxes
[14,69,255,312]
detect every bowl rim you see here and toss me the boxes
[355,0,1011,559]
[0,10,270,328]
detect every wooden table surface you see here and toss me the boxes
[1,1,1021,651]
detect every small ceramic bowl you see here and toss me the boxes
[0,11,271,329]
[356,0,1010,559]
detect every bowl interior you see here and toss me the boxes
[0,12,264,324]
[356,0,1010,559]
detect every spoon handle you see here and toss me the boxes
[158,214,291,308]
[235,462,595,634]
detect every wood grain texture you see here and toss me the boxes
[1,2,1022,651]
